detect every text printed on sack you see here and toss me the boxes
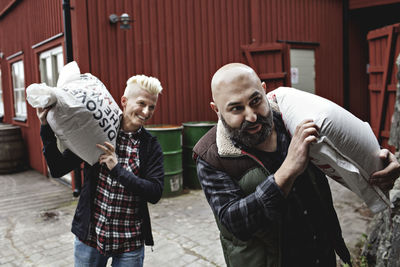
[63,88,120,141]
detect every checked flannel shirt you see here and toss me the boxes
[84,128,144,255]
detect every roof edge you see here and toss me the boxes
[0,0,21,20]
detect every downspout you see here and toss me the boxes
[63,0,82,197]
[62,0,73,63]
[343,0,350,110]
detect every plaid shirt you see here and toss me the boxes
[84,128,143,255]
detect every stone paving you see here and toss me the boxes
[0,169,372,267]
[0,170,225,267]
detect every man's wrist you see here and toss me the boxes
[274,165,297,196]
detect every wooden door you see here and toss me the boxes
[241,43,291,92]
[367,23,400,150]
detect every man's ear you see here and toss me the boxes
[210,102,218,114]
[261,82,267,93]
[121,96,127,109]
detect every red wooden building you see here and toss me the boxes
[0,0,399,176]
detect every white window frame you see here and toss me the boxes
[11,60,27,120]
[39,46,64,86]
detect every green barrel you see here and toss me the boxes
[146,125,183,197]
[182,121,216,189]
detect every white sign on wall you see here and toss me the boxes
[291,67,299,84]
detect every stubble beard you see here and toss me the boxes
[220,111,274,148]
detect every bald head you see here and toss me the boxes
[211,63,262,101]
[209,63,274,149]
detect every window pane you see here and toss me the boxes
[39,46,64,87]
[19,63,24,87]
[21,91,27,116]
[12,64,18,88]
[40,58,47,83]
[11,61,26,118]
[56,53,64,76]
[46,57,53,86]
[14,89,19,115]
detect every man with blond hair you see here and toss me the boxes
[37,75,164,266]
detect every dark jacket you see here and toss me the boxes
[40,124,164,247]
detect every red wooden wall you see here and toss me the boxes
[250,0,344,103]
[71,0,344,126]
[0,0,64,174]
[0,0,351,175]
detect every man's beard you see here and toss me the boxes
[221,111,274,148]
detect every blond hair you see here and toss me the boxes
[124,75,163,97]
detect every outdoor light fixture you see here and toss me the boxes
[109,13,133,30]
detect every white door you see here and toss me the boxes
[290,49,315,94]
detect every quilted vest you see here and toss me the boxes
[193,126,281,267]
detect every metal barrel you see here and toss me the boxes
[182,121,216,189]
[146,125,183,197]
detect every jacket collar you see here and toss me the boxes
[216,120,242,157]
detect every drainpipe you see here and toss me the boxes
[62,0,73,63]
[343,0,349,110]
[63,0,81,196]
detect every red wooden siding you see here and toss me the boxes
[0,0,63,174]
[72,0,251,126]
[0,0,354,176]
[72,0,344,126]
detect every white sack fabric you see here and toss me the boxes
[267,87,391,213]
[27,61,122,165]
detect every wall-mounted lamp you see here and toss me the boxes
[109,13,133,30]
[0,52,3,59]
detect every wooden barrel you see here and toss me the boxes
[0,123,28,173]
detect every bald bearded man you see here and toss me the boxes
[193,63,400,267]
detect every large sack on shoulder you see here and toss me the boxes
[27,61,122,165]
[267,87,391,213]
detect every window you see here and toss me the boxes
[0,69,4,118]
[290,49,316,94]
[39,46,68,155]
[39,46,64,86]
[11,60,27,120]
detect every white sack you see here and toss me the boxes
[27,61,122,165]
[267,87,391,213]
